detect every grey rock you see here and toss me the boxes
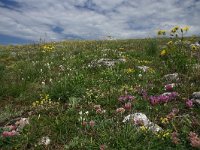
[164,73,179,82]
[192,92,200,99]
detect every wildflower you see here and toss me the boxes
[163,131,170,138]
[38,136,51,146]
[182,26,189,32]
[160,117,169,124]
[186,99,193,108]
[124,102,132,110]
[157,30,166,36]
[82,121,87,126]
[126,68,135,74]
[94,105,101,110]
[119,47,125,51]
[32,102,36,107]
[167,41,173,45]
[160,49,167,56]
[140,126,148,132]
[191,45,197,51]
[164,83,175,91]
[89,120,95,127]
[171,132,180,144]
[116,107,125,114]
[2,131,18,137]
[100,144,107,150]
[189,132,200,148]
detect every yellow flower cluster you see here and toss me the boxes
[32,94,59,110]
[157,30,166,36]
[125,68,135,74]
[119,47,125,51]
[171,26,179,33]
[160,117,169,124]
[167,41,173,45]
[133,58,152,64]
[155,130,171,139]
[42,45,55,53]
[182,26,189,32]
[140,126,148,132]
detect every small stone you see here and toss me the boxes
[192,92,200,99]
[164,73,179,82]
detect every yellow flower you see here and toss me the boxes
[32,102,36,107]
[182,26,189,31]
[163,132,170,138]
[160,117,169,124]
[126,68,135,74]
[167,41,173,45]
[119,47,125,51]
[191,45,197,51]
[160,49,167,56]
[157,30,166,36]
[140,126,148,132]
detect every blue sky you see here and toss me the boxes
[0,0,200,45]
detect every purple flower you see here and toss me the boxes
[186,99,193,108]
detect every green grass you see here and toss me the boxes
[0,37,200,149]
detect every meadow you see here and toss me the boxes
[0,26,200,149]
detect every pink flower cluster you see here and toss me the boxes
[149,92,179,105]
[1,125,18,138]
[82,120,95,128]
[189,132,200,148]
[118,95,134,103]
[171,132,180,144]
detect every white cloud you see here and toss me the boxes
[0,0,199,43]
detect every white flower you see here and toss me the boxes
[38,136,51,146]
[79,111,83,115]
[85,111,89,115]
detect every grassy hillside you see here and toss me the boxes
[0,35,200,149]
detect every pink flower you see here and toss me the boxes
[100,144,107,150]
[89,120,95,128]
[189,132,200,148]
[94,105,101,110]
[116,107,125,114]
[171,132,180,144]
[82,121,87,127]
[186,99,193,108]
[165,83,175,91]
[2,131,18,137]
[124,102,132,110]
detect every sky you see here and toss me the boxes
[0,0,200,45]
